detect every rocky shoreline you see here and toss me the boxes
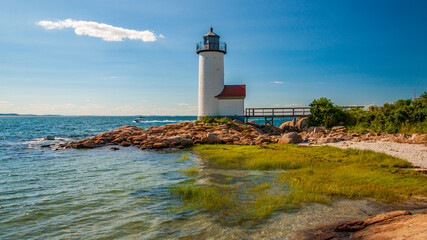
[59,118,427,239]
[60,118,426,151]
[294,210,427,240]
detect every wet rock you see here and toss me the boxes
[278,132,303,144]
[45,136,55,140]
[110,147,120,151]
[180,139,193,147]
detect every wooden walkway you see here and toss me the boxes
[244,106,364,125]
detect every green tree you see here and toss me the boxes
[307,98,347,128]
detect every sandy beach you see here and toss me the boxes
[315,140,427,169]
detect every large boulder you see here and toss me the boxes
[201,133,221,144]
[278,132,303,144]
[279,120,295,129]
[280,117,307,130]
[294,117,308,129]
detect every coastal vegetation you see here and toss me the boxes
[195,116,233,125]
[180,166,199,177]
[177,152,190,161]
[308,93,427,133]
[169,144,427,222]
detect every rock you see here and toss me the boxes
[252,126,265,135]
[279,121,294,129]
[147,126,163,134]
[180,139,193,147]
[280,117,307,130]
[307,126,315,132]
[317,137,340,144]
[201,133,221,144]
[110,147,120,151]
[44,136,55,140]
[294,210,425,240]
[313,126,327,133]
[282,125,297,132]
[153,141,168,149]
[294,117,308,130]
[331,126,347,132]
[259,124,282,135]
[278,132,303,144]
[166,136,181,144]
[341,135,353,141]
[246,120,260,127]
[119,141,131,147]
[232,119,244,125]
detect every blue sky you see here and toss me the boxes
[0,0,426,115]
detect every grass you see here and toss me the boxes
[192,144,427,202]
[169,181,328,222]
[180,166,199,177]
[170,183,233,210]
[168,144,427,223]
[177,152,190,162]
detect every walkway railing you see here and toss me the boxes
[245,107,311,118]
[244,106,364,125]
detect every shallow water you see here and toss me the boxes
[0,116,403,239]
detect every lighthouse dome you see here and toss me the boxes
[204,27,219,37]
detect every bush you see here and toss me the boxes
[195,116,233,125]
[307,97,348,128]
[345,92,427,133]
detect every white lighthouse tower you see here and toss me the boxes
[196,28,246,120]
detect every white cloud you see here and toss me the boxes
[178,103,189,106]
[0,101,9,103]
[273,81,285,84]
[37,19,160,42]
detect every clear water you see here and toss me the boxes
[0,116,391,239]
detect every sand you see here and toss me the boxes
[317,140,427,169]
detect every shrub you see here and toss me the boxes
[345,94,427,133]
[195,116,233,125]
[307,97,348,127]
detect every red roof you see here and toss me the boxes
[215,85,246,98]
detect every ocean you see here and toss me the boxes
[0,116,386,239]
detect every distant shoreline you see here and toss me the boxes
[0,114,198,117]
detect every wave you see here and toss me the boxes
[24,137,73,149]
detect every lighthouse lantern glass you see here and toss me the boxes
[204,36,219,50]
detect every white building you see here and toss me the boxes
[196,28,246,120]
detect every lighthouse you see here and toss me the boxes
[196,28,246,120]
